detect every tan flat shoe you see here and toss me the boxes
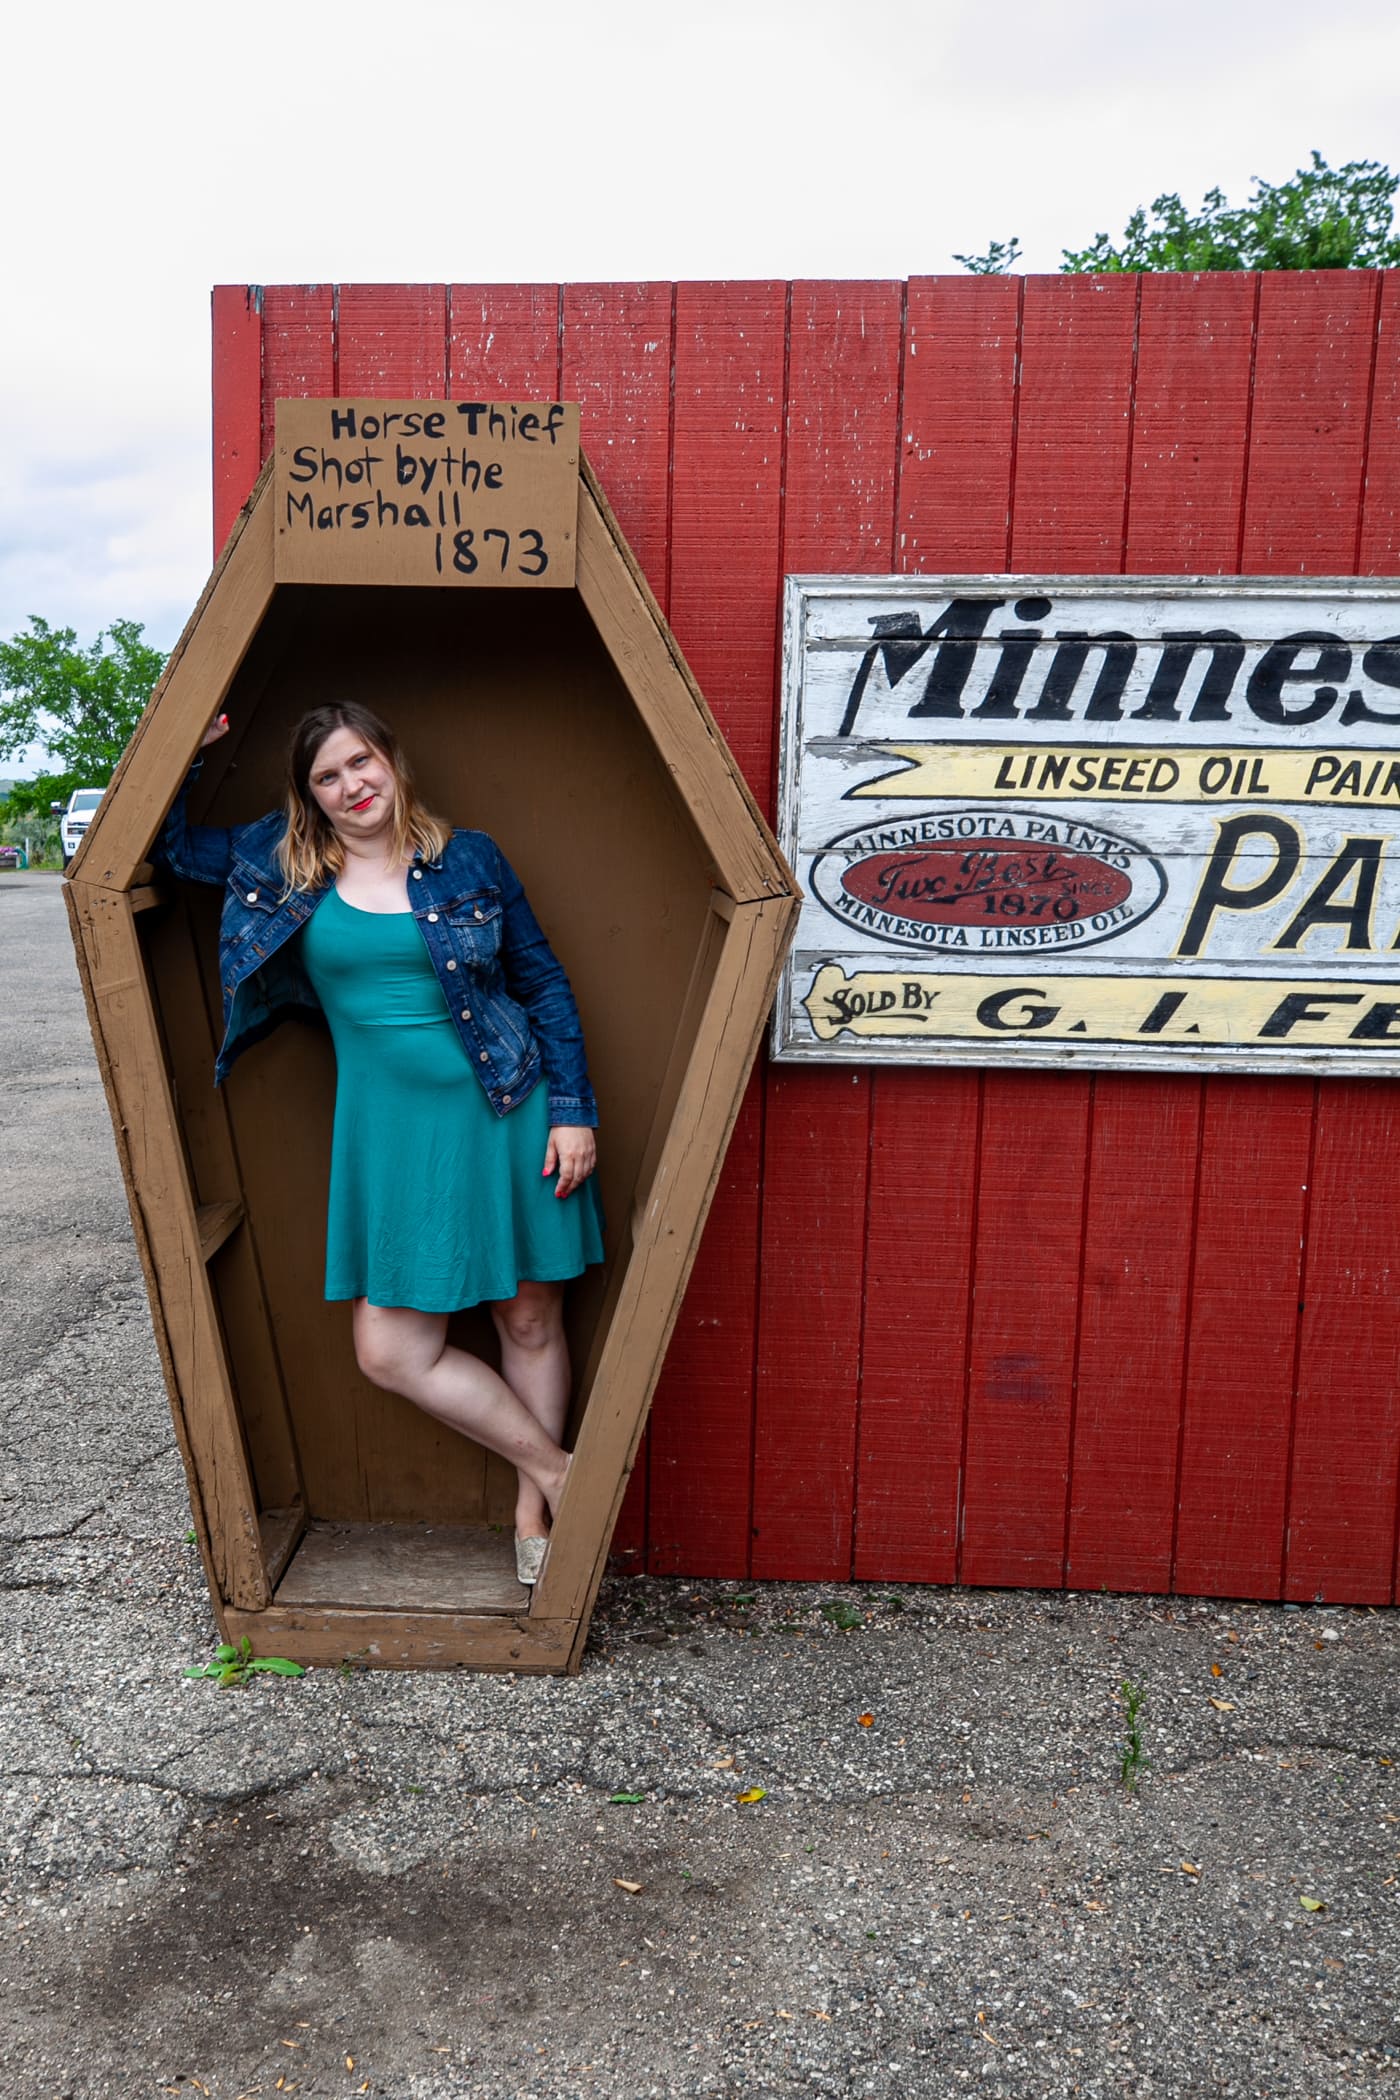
[515,1535,548,1586]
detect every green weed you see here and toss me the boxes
[1118,1679,1149,1792]
[184,1636,305,1689]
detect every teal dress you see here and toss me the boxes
[299,888,604,1312]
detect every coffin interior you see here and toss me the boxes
[138,582,719,1538]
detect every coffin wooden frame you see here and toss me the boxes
[66,450,798,1672]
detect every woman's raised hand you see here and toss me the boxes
[543,1125,597,1199]
[200,713,230,749]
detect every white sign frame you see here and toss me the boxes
[773,573,1400,1076]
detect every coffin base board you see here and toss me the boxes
[275,1518,526,1615]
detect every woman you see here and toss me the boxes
[159,702,603,1587]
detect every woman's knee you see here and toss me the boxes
[353,1321,406,1392]
[352,1304,441,1394]
[491,1281,565,1352]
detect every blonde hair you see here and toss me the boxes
[277,703,450,893]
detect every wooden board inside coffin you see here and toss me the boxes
[275,1520,525,1614]
[138,583,718,1532]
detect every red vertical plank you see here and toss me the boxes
[336,284,447,396]
[645,1082,764,1578]
[898,275,1018,571]
[851,277,1015,1583]
[752,281,903,1582]
[959,1075,1092,1588]
[1357,273,1400,575]
[1173,1083,1313,1598]
[665,281,787,809]
[259,284,336,464]
[1066,276,1255,1593]
[1065,1081,1201,1592]
[1240,271,1378,572]
[211,286,263,558]
[561,284,675,601]
[561,283,676,1565]
[1011,274,1138,572]
[752,1066,870,1582]
[851,1067,979,1583]
[1285,1083,1400,1603]
[647,282,787,1577]
[448,285,561,400]
[778,283,905,573]
[957,276,1136,1588]
[1125,273,1256,574]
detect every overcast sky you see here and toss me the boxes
[2,0,1397,772]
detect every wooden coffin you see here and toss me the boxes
[65,436,797,1671]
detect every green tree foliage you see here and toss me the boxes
[1063,153,1400,272]
[0,617,166,815]
[956,153,1400,276]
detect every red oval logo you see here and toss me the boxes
[840,840,1132,928]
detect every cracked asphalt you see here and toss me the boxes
[3,868,1399,2100]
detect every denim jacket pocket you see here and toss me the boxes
[441,886,504,969]
[225,863,292,967]
[229,861,281,916]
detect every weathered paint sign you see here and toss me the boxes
[774,576,1400,1073]
[273,399,579,587]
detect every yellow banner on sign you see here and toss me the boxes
[801,965,1400,1048]
[853,743,1400,807]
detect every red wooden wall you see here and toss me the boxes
[212,274,1400,1606]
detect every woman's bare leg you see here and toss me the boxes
[490,1280,571,1540]
[352,1299,570,1519]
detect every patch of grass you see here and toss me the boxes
[820,1600,863,1632]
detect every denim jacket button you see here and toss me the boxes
[503,1094,512,1105]
[479,1049,489,1061]
[461,1007,471,1020]
[427,911,439,923]
[446,959,457,971]
[246,889,258,903]
[412,868,423,880]
[474,908,484,920]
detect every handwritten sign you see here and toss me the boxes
[273,399,579,588]
[774,574,1400,1075]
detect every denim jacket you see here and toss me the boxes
[155,785,598,1125]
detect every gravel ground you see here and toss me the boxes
[3,868,1399,2100]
